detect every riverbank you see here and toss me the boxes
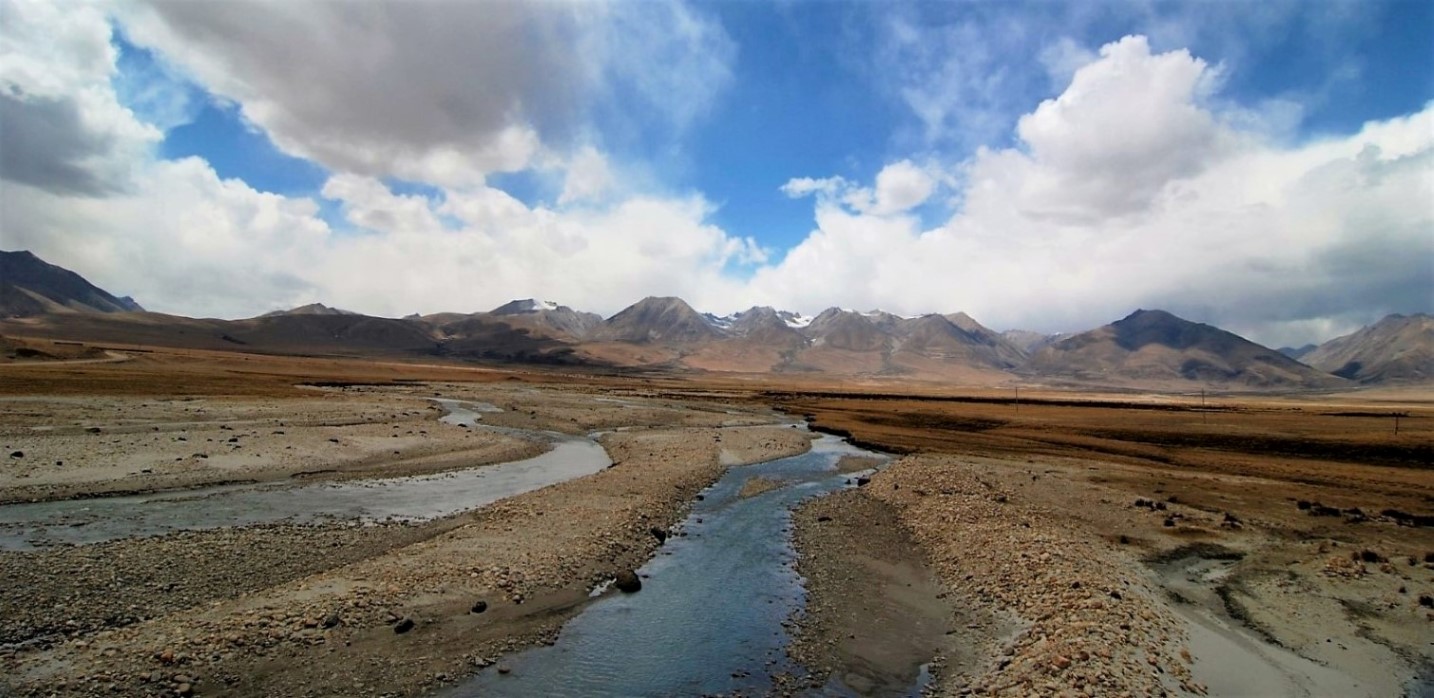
[789,488,1009,695]
[797,451,1433,697]
[0,382,791,506]
[0,397,812,696]
[0,392,544,505]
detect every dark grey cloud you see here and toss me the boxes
[0,91,125,196]
[123,1,733,183]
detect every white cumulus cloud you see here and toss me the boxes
[745,37,1433,346]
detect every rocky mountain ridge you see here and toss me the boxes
[3,251,1427,387]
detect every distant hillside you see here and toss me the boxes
[1302,314,1433,384]
[9,249,1421,390]
[1,250,143,317]
[1025,309,1345,390]
[1002,329,1065,355]
[591,297,723,344]
[1277,344,1317,361]
[258,303,358,318]
[486,299,602,339]
[940,313,1029,367]
[681,306,809,373]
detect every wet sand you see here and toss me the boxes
[789,488,997,695]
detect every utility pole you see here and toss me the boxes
[1014,385,1019,415]
[1395,413,1400,435]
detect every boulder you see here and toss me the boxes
[614,570,642,593]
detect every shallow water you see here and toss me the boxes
[433,398,503,426]
[446,435,897,698]
[0,402,608,550]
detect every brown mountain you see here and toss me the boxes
[258,303,358,318]
[868,314,1018,381]
[681,307,809,373]
[1301,314,1433,384]
[1025,309,1345,389]
[4,250,1399,389]
[1002,329,1066,354]
[487,299,602,340]
[224,313,440,355]
[591,297,724,344]
[802,309,889,352]
[1,250,143,317]
[416,300,597,364]
[940,312,1029,367]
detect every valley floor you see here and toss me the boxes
[0,347,1429,697]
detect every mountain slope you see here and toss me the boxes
[939,312,1029,367]
[682,306,808,373]
[1002,329,1065,355]
[258,303,357,318]
[802,309,889,352]
[1,250,143,317]
[1302,314,1434,384]
[592,297,724,344]
[486,299,602,339]
[1026,309,1344,389]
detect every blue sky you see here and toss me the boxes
[120,1,1433,250]
[2,0,1431,345]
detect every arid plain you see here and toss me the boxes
[1,343,1430,697]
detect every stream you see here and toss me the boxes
[0,400,610,550]
[444,434,900,698]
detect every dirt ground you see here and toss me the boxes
[782,388,1434,696]
[0,349,815,697]
[1,346,1430,697]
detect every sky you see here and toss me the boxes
[1,0,1431,348]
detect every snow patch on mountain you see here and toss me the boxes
[779,311,813,329]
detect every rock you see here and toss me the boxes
[8,451,21,458]
[497,665,511,675]
[393,617,415,634]
[614,570,642,593]
[650,527,668,544]
[855,476,871,487]
[86,427,102,434]
[322,612,341,628]
[470,600,488,614]
[816,515,833,522]
[176,683,193,697]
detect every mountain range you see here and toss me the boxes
[2,250,1428,389]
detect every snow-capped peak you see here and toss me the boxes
[492,298,562,315]
[778,311,813,329]
[702,312,736,330]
